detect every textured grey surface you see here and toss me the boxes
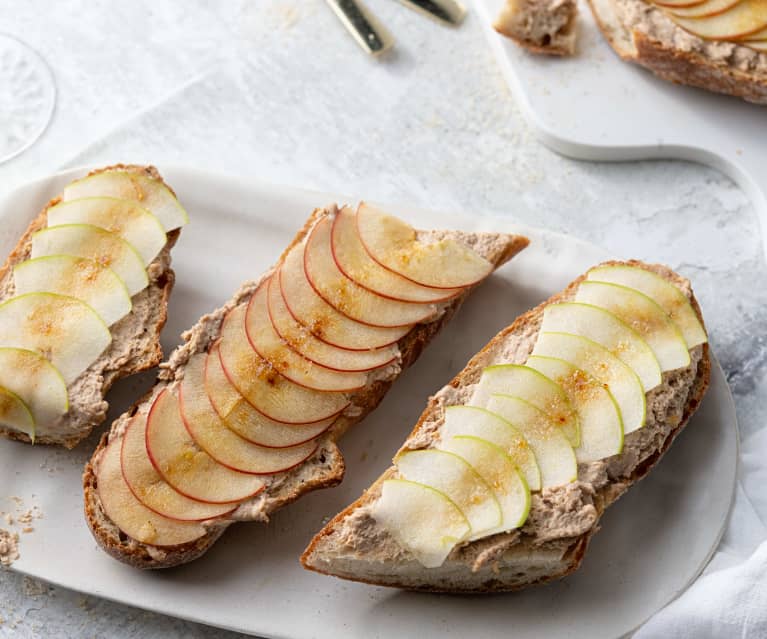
[0,1,764,637]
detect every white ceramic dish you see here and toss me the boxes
[472,0,767,259]
[0,167,737,638]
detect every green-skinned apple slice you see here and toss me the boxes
[469,364,580,446]
[485,395,577,489]
[441,435,530,530]
[14,255,131,326]
[267,270,397,372]
[0,386,34,439]
[331,207,461,303]
[395,449,502,540]
[0,293,110,384]
[64,171,188,231]
[31,224,148,296]
[440,405,541,491]
[145,389,266,504]
[180,353,319,473]
[121,414,238,521]
[667,0,741,18]
[245,279,367,392]
[218,304,349,424]
[670,0,767,39]
[0,348,67,430]
[527,356,623,463]
[533,332,646,433]
[541,302,661,392]
[205,345,335,446]
[586,265,707,348]
[305,218,436,328]
[372,479,470,568]
[47,197,166,265]
[98,439,208,546]
[356,203,493,289]
[280,244,409,350]
[575,281,690,372]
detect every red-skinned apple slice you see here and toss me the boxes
[267,271,397,372]
[740,25,767,39]
[97,439,208,547]
[305,217,437,328]
[245,279,367,392]
[356,203,493,289]
[180,353,319,473]
[668,0,741,18]
[280,244,409,350]
[205,345,336,446]
[670,0,767,39]
[331,207,461,303]
[145,388,265,504]
[745,39,767,50]
[121,414,237,521]
[654,0,707,7]
[218,304,350,424]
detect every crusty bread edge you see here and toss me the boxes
[300,259,711,592]
[0,164,180,449]
[82,211,530,569]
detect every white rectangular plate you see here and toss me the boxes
[0,167,737,638]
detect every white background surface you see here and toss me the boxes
[0,1,765,637]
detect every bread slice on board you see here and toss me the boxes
[301,260,710,592]
[0,165,181,449]
[495,0,579,56]
[83,206,529,569]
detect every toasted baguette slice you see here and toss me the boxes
[302,260,710,592]
[588,0,767,104]
[0,165,181,449]
[495,0,578,56]
[83,206,529,569]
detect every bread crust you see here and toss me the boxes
[0,164,180,449]
[301,260,711,592]
[494,0,578,57]
[82,210,529,569]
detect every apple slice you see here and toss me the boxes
[305,218,437,328]
[440,405,541,491]
[533,332,646,434]
[218,304,349,424]
[245,280,367,392]
[541,302,661,392]
[205,346,335,446]
[395,449,502,540]
[331,207,461,303]
[145,389,266,504]
[586,265,707,348]
[469,364,580,447]
[281,244,409,350]
[31,224,148,296]
[180,353,319,473]
[0,387,34,438]
[97,439,208,546]
[372,479,470,568]
[668,0,741,18]
[485,395,577,489]
[745,39,767,50]
[0,347,68,430]
[575,281,690,372]
[670,0,767,40]
[653,0,707,7]
[14,255,131,326]
[0,293,110,384]
[47,197,166,265]
[527,356,623,463]
[741,25,767,39]
[357,203,493,288]
[64,171,188,232]
[441,435,530,531]
[121,414,237,521]
[267,270,397,372]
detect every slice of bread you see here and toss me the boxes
[587,0,767,104]
[0,165,180,449]
[495,0,579,56]
[301,260,710,592]
[83,207,529,569]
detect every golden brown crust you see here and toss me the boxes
[301,259,711,592]
[83,211,529,569]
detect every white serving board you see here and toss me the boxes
[473,0,767,257]
[0,167,737,639]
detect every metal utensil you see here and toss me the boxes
[397,0,466,25]
[325,0,394,55]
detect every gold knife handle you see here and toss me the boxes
[397,0,467,25]
[326,0,394,55]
